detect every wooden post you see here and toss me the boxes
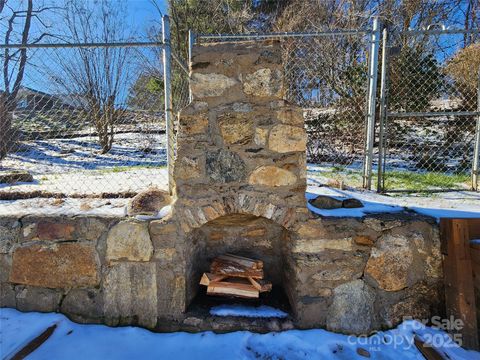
[440,218,479,350]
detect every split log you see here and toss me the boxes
[210,255,264,279]
[199,273,227,286]
[248,277,272,292]
[207,277,259,298]
[216,254,263,269]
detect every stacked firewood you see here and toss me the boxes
[199,254,272,298]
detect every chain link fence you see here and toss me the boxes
[378,28,480,192]
[0,41,171,213]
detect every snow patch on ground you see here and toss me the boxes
[1,308,479,360]
[306,184,480,220]
[0,198,129,217]
[210,304,288,318]
[306,186,405,217]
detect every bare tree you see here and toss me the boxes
[0,0,56,160]
[50,0,133,154]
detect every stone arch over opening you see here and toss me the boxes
[173,193,302,235]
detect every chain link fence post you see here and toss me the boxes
[188,30,195,103]
[377,27,389,193]
[363,17,381,190]
[162,15,174,195]
[473,67,480,191]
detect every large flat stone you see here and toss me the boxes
[364,233,415,291]
[9,243,99,288]
[106,221,153,262]
[327,280,376,334]
[15,286,63,312]
[191,73,239,98]
[268,124,306,153]
[249,166,297,187]
[103,262,157,328]
[243,68,282,97]
[127,189,171,216]
[293,238,353,253]
[179,113,208,136]
[206,149,246,183]
[218,113,254,145]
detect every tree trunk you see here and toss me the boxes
[0,93,14,161]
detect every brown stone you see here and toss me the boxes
[268,124,306,153]
[191,73,239,98]
[365,247,413,291]
[36,221,75,240]
[243,68,282,97]
[296,221,326,238]
[308,195,343,209]
[106,221,153,262]
[218,113,254,145]
[276,107,303,126]
[342,198,364,209]
[175,157,202,180]
[179,113,208,135]
[127,188,171,216]
[249,166,297,187]
[241,227,266,238]
[354,235,374,246]
[209,231,225,240]
[10,243,99,288]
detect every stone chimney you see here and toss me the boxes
[172,40,308,232]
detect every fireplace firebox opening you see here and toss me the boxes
[185,213,295,316]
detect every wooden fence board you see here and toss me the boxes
[440,218,479,350]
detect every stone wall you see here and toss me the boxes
[0,212,443,333]
[0,39,445,334]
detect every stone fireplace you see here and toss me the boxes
[0,39,444,335]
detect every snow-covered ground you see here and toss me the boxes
[306,185,480,220]
[1,308,478,360]
[0,132,167,195]
[1,171,479,218]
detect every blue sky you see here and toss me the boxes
[0,0,169,42]
[124,0,169,39]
